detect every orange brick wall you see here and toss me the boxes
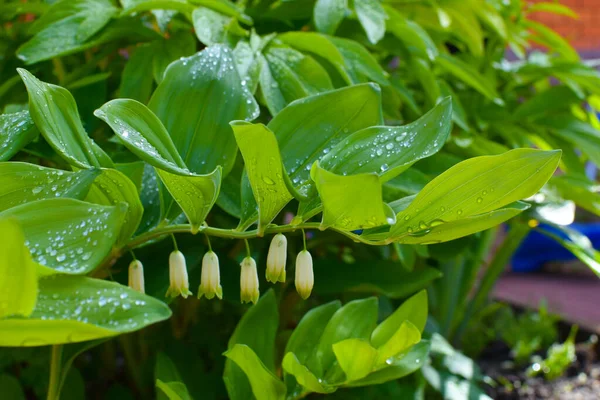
[527,0,600,51]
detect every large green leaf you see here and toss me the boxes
[17,69,112,169]
[224,345,287,400]
[155,167,222,231]
[0,162,99,213]
[371,290,428,348]
[311,162,390,231]
[268,84,383,197]
[281,353,336,394]
[0,219,37,318]
[354,0,386,44]
[148,45,259,175]
[85,168,143,246]
[385,149,561,241]
[0,110,38,160]
[332,339,378,381]
[0,199,125,274]
[0,276,172,346]
[320,97,452,180]
[16,0,118,64]
[94,98,188,174]
[231,122,293,233]
[314,0,347,35]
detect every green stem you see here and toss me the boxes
[47,345,63,400]
[244,239,251,257]
[170,234,178,251]
[301,229,307,250]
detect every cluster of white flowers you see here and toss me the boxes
[127,233,314,303]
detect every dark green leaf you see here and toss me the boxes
[0,110,38,160]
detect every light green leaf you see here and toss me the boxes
[311,162,390,231]
[282,352,336,394]
[371,290,428,348]
[119,44,155,103]
[354,0,386,44]
[314,0,347,35]
[285,301,341,364]
[85,168,143,246]
[232,39,262,94]
[437,54,503,105]
[231,122,292,233]
[0,275,172,346]
[0,162,99,213]
[16,0,118,64]
[224,345,286,400]
[156,380,192,400]
[155,167,222,231]
[120,0,194,14]
[148,45,259,175]
[0,199,125,274]
[387,149,561,241]
[17,69,112,169]
[526,2,578,18]
[192,7,233,46]
[375,321,421,366]
[260,45,334,115]
[332,339,378,381]
[348,341,430,387]
[314,297,378,377]
[94,98,188,174]
[320,97,452,180]
[0,219,37,318]
[268,84,383,197]
[541,115,600,166]
[0,110,38,160]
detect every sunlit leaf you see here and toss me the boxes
[332,339,378,381]
[374,321,421,366]
[282,352,336,393]
[371,290,428,348]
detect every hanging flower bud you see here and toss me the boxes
[128,260,145,294]
[240,256,259,304]
[198,251,223,300]
[295,250,314,300]
[266,233,287,283]
[166,251,192,298]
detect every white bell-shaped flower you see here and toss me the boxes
[266,233,287,283]
[240,256,259,304]
[295,250,314,300]
[166,251,192,298]
[128,260,145,294]
[198,251,223,300]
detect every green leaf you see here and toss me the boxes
[384,6,437,60]
[314,0,347,35]
[526,2,578,18]
[386,149,561,241]
[16,0,118,64]
[375,321,421,366]
[549,175,600,217]
[232,39,262,94]
[348,341,430,387]
[224,345,286,400]
[328,37,387,85]
[313,259,441,298]
[155,167,222,231]
[540,115,600,166]
[156,380,192,400]
[320,97,453,180]
[17,69,112,169]
[0,275,172,346]
[0,375,25,400]
[313,297,378,377]
[152,31,197,84]
[268,84,383,197]
[285,300,341,363]
[311,162,390,231]
[371,290,428,348]
[0,219,37,318]
[137,164,163,233]
[354,0,386,44]
[119,44,155,103]
[332,339,378,381]
[0,162,99,213]
[437,54,503,105]
[120,0,194,14]
[192,7,237,46]
[224,290,279,400]
[260,45,334,115]
[231,122,293,233]
[85,168,143,246]
[94,98,188,174]
[0,199,125,274]
[238,169,259,230]
[0,110,38,160]
[282,352,336,394]
[148,45,259,175]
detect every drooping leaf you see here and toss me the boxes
[371,290,428,348]
[18,69,112,169]
[354,0,386,44]
[332,339,378,381]
[311,162,390,231]
[281,353,336,394]
[0,219,37,318]
[0,276,172,346]
[155,167,222,231]
[85,168,143,246]
[386,149,561,241]
[0,199,125,274]
[231,122,293,233]
[148,45,259,175]
[313,0,347,35]
[0,162,99,213]
[0,110,38,160]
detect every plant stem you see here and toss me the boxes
[244,238,251,257]
[47,345,63,400]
